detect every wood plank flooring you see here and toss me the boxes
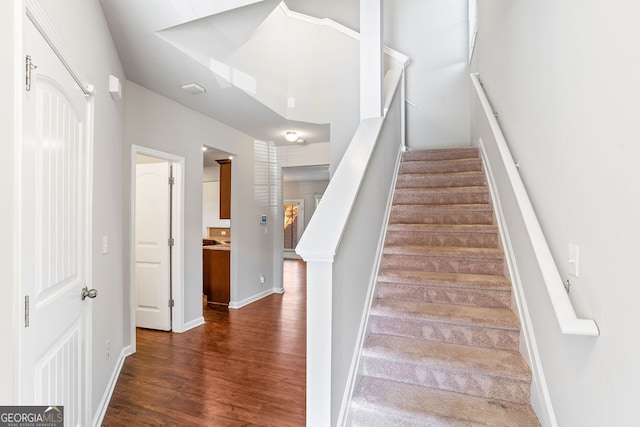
[102,260,306,426]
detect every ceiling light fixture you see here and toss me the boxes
[285,131,299,142]
[181,83,206,94]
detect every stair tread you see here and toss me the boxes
[371,299,520,331]
[378,270,511,290]
[352,376,540,427]
[392,203,493,211]
[403,147,480,162]
[395,185,488,194]
[401,157,482,165]
[398,170,485,178]
[399,159,484,176]
[363,333,530,381]
[384,245,504,259]
[387,223,499,234]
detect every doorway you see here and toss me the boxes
[281,165,330,259]
[130,145,185,348]
[202,146,233,307]
[135,155,173,331]
[284,199,305,251]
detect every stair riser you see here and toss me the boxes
[349,407,428,427]
[362,357,531,405]
[376,282,511,309]
[397,174,485,189]
[399,160,482,175]
[385,230,499,248]
[382,255,504,275]
[393,192,489,205]
[369,316,519,350]
[403,148,479,162]
[389,210,494,225]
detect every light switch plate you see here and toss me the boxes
[568,243,579,277]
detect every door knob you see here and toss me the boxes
[81,287,98,300]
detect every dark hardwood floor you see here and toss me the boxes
[102,260,306,426]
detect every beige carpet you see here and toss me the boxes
[349,148,540,426]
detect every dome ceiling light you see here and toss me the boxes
[285,131,299,142]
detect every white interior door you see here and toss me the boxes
[135,162,172,331]
[20,17,93,426]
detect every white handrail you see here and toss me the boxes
[296,69,404,262]
[470,73,599,337]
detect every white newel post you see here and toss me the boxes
[306,260,333,426]
[360,0,383,119]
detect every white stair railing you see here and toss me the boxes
[470,72,599,337]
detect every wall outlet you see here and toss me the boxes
[260,274,265,284]
[106,339,110,359]
[102,235,108,254]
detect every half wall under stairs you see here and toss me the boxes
[348,147,541,426]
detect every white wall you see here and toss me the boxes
[473,1,640,425]
[124,81,278,314]
[285,0,359,31]
[9,0,127,417]
[203,165,220,182]
[384,0,470,150]
[278,142,331,168]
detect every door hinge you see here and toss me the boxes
[25,55,37,91]
[168,299,175,308]
[168,176,175,186]
[168,238,175,247]
[25,295,30,328]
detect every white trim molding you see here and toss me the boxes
[479,140,558,427]
[92,346,132,427]
[129,145,186,343]
[228,288,274,310]
[278,2,411,67]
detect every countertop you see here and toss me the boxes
[203,244,230,251]
[203,238,230,251]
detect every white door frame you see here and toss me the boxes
[130,145,185,351]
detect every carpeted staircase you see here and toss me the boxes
[348,148,541,426]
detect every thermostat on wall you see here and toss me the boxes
[260,214,267,224]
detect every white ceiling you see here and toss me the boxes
[99,1,471,155]
[99,0,359,146]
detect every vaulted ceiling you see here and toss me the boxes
[99,0,360,146]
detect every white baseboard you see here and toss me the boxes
[181,316,205,332]
[273,287,285,294]
[479,139,557,427]
[92,345,132,427]
[228,288,274,309]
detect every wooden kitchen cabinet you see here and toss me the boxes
[203,249,230,306]
[217,159,231,219]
